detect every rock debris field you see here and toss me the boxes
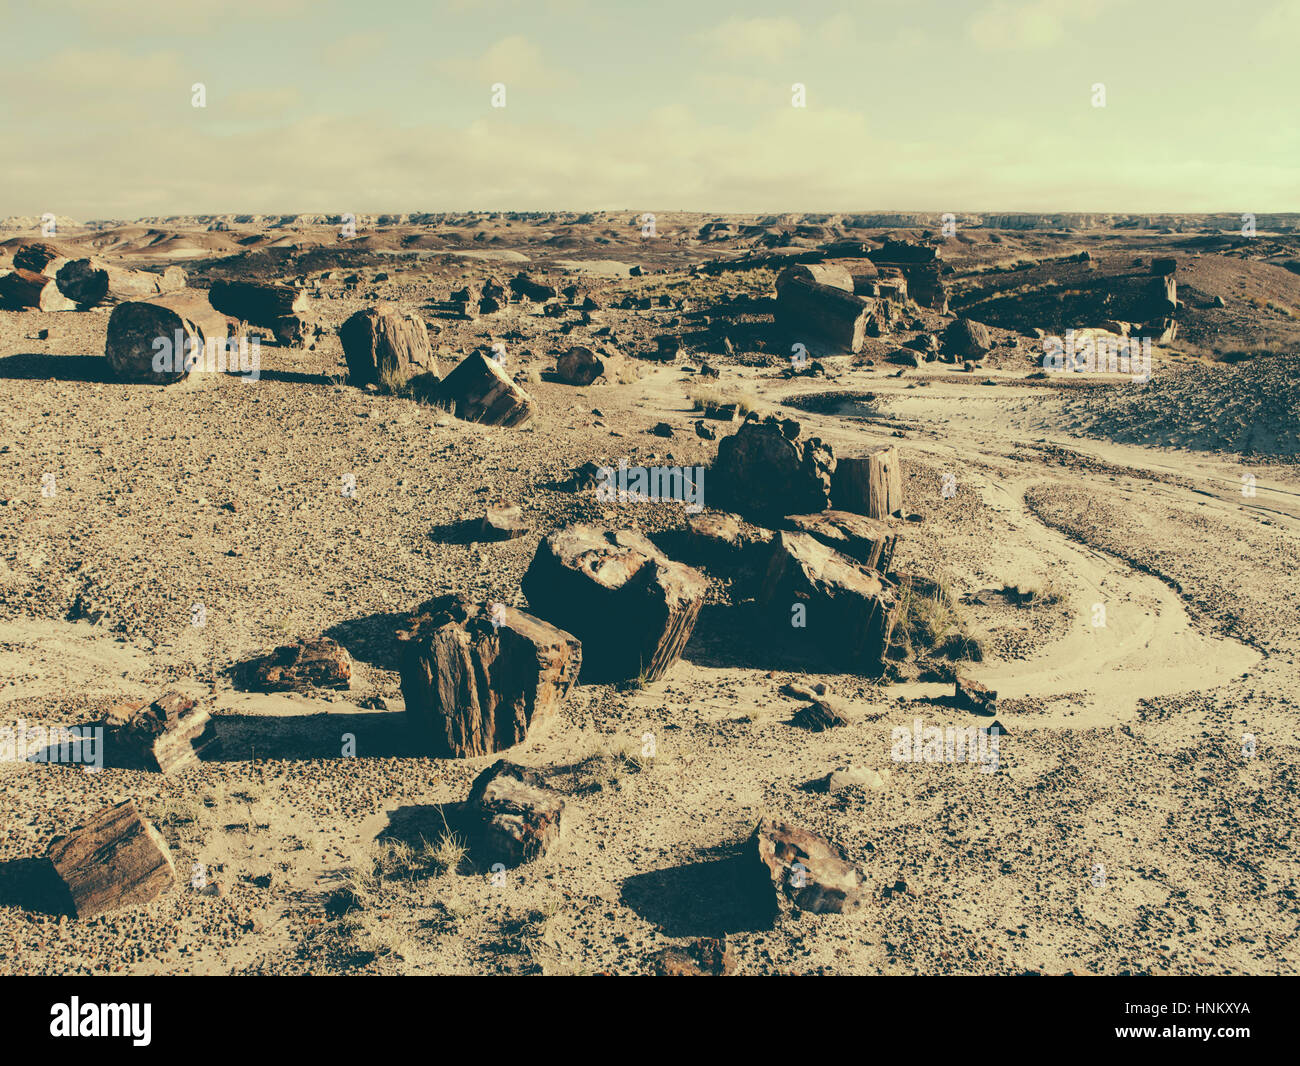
[1,210,1298,975]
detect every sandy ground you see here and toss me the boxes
[1,217,1298,975]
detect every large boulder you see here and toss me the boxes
[714,416,836,521]
[743,817,869,915]
[943,317,992,359]
[466,760,566,866]
[437,350,535,427]
[556,345,621,386]
[761,531,898,675]
[522,525,707,683]
[339,306,436,387]
[46,800,176,918]
[399,596,581,758]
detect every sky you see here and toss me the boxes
[2,0,1297,218]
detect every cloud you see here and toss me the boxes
[436,34,573,89]
[967,0,1089,51]
[693,16,802,63]
[45,0,310,33]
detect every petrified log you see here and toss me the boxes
[680,511,774,593]
[784,510,899,571]
[831,445,902,520]
[12,241,70,276]
[0,268,77,311]
[339,306,436,387]
[104,291,244,384]
[761,531,898,675]
[521,524,707,683]
[399,596,580,758]
[713,415,837,520]
[106,691,219,773]
[775,263,854,292]
[466,760,566,866]
[775,276,873,353]
[650,937,737,976]
[743,817,868,915]
[482,499,528,540]
[438,350,535,427]
[510,272,557,302]
[944,317,992,360]
[46,800,176,918]
[238,637,352,692]
[556,344,620,385]
[208,279,306,325]
[55,258,186,307]
[955,675,997,716]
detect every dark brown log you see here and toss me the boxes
[238,637,352,692]
[784,510,899,571]
[0,268,76,311]
[775,263,854,292]
[400,597,580,758]
[106,691,220,773]
[832,445,903,520]
[12,241,72,276]
[466,761,566,866]
[775,276,873,353]
[521,524,707,683]
[46,800,176,918]
[761,531,898,675]
[104,291,245,384]
[55,258,187,307]
[955,675,997,716]
[339,306,436,386]
[437,350,535,427]
[208,279,306,326]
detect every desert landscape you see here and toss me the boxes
[1,208,1298,977]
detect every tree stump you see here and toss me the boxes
[466,760,566,866]
[832,445,902,520]
[714,415,837,520]
[339,306,436,387]
[46,800,177,918]
[399,596,580,758]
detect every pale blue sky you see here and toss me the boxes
[4,0,1297,217]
